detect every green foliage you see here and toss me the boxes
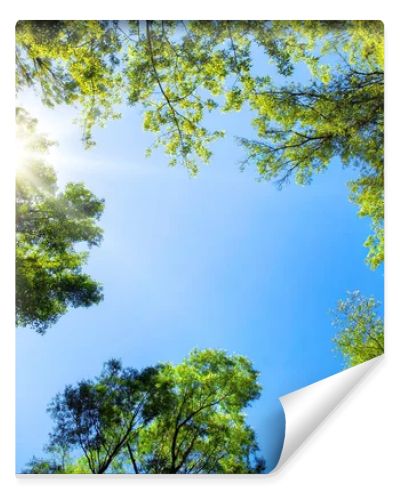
[332,291,384,367]
[23,448,92,474]
[47,359,164,474]
[238,21,384,269]
[22,456,64,474]
[16,20,123,147]
[16,20,384,267]
[24,349,264,474]
[16,108,104,333]
[133,349,264,473]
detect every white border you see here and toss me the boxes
[1,2,399,498]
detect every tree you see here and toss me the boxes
[22,456,65,474]
[332,291,384,367]
[131,349,264,473]
[16,21,384,268]
[46,359,164,474]
[23,451,93,474]
[16,107,104,333]
[239,22,383,269]
[23,349,265,474]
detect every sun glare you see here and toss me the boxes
[16,90,80,175]
[15,135,33,172]
[16,100,65,175]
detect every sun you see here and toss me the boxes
[15,101,61,174]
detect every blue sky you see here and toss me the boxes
[16,57,383,472]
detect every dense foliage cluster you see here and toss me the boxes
[16,20,383,268]
[332,291,384,367]
[24,349,265,474]
[16,107,104,333]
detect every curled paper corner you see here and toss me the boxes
[272,355,383,472]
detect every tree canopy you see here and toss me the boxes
[332,291,384,367]
[47,359,164,473]
[132,349,264,473]
[16,107,104,333]
[16,20,384,269]
[23,349,265,474]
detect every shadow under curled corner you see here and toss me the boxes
[270,355,383,473]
